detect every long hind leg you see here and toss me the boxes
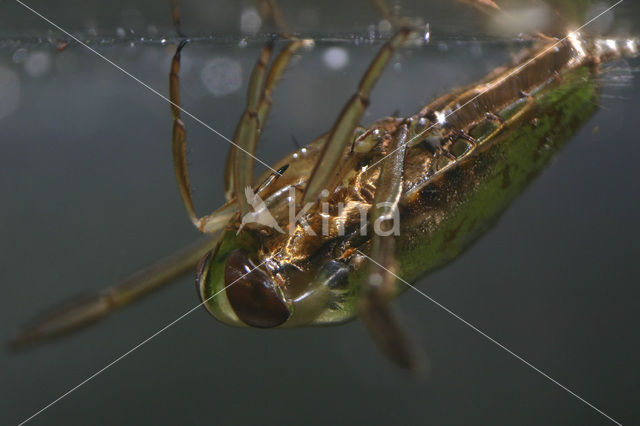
[170,42,240,231]
[10,234,220,348]
[8,2,222,348]
[358,123,426,372]
[169,43,262,230]
[302,28,416,205]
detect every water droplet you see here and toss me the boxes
[323,47,349,71]
[626,39,637,54]
[24,51,51,77]
[424,23,431,43]
[116,27,126,38]
[368,24,376,41]
[0,66,20,120]
[200,57,243,96]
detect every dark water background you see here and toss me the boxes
[1,1,639,425]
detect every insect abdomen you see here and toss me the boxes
[396,65,599,283]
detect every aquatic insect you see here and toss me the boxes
[11,15,638,370]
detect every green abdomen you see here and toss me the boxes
[396,66,599,284]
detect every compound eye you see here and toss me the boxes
[224,249,291,328]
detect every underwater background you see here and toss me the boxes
[1,1,639,424]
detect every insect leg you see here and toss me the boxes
[358,123,426,372]
[9,234,220,348]
[224,39,312,208]
[170,41,201,227]
[256,39,314,133]
[257,0,290,34]
[226,43,273,216]
[169,1,237,230]
[170,0,185,37]
[302,28,415,205]
[170,42,243,231]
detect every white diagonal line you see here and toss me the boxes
[368,0,624,171]
[357,249,624,426]
[17,254,275,426]
[13,0,280,175]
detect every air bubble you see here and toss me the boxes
[240,7,262,35]
[201,58,243,96]
[24,51,51,77]
[378,19,392,34]
[323,47,349,71]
